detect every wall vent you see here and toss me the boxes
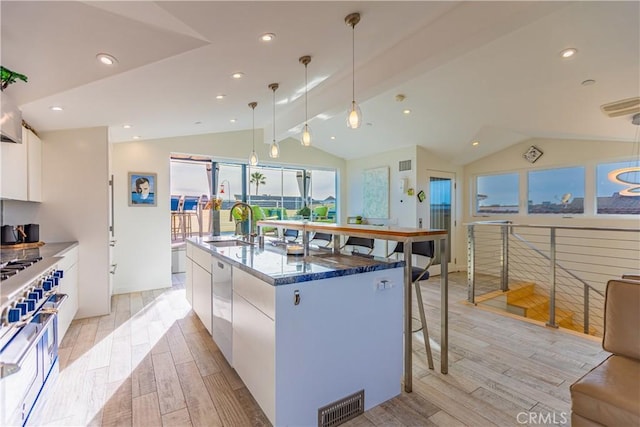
[600,97,640,118]
[318,389,364,427]
[399,160,412,171]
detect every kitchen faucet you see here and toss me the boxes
[229,201,255,243]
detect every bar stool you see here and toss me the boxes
[171,195,183,241]
[181,196,199,238]
[388,240,435,370]
[341,236,375,254]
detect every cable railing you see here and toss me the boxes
[467,221,640,336]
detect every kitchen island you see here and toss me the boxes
[257,220,450,388]
[186,236,405,426]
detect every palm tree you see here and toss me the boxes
[250,171,267,195]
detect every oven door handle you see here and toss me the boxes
[43,293,68,312]
[0,311,57,378]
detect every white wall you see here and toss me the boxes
[346,145,417,227]
[37,127,111,318]
[112,130,346,294]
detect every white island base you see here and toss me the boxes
[232,266,404,426]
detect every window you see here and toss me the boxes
[170,160,210,197]
[528,167,584,214]
[475,173,519,214]
[596,161,640,215]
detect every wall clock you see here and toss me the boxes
[523,145,543,163]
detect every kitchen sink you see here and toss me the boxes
[205,239,252,247]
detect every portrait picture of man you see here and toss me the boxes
[129,172,157,206]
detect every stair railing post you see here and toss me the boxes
[467,224,476,304]
[501,224,509,292]
[547,227,558,328]
[584,284,590,334]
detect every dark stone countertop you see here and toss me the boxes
[187,236,404,286]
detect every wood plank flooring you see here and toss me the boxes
[28,272,608,427]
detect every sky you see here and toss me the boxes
[477,162,640,206]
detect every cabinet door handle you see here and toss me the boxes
[110,264,118,275]
[294,290,300,306]
[217,262,224,269]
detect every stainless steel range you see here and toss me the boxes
[0,256,67,426]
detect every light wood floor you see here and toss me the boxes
[29,272,608,427]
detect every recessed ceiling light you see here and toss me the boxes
[260,33,276,42]
[330,136,336,140]
[96,53,118,66]
[50,106,63,111]
[123,124,132,129]
[216,94,225,100]
[230,118,237,123]
[403,109,411,115]
[560,48,578,59]
[472,140,480,146]
[581,79,596,86]
[232,72,244,79]
[132,136,141,140]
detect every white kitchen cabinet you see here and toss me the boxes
[26,129,42,202]
[0,127,42,201]
[0,129,28,200]
[57,246,79,340]
[232,268,275,420]
[185,257,193,306]
[190,244,212,334]
[232,266,404,426]
[212,258,233,364]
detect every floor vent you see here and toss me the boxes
[318,389,364,427]
[399,160,412,171]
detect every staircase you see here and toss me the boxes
[476,282,596,335]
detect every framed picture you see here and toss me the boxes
[128,172,157,206]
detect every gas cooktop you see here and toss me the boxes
[0,257,43,281]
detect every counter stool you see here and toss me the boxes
[388,240,435,370]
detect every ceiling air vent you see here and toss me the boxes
[399,160,412,171]
[600,97,640,118]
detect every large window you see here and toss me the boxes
[528,167,584,214]
[596,161,640,215]
[475,173,519,214]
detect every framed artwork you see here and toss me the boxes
[363,166,389,219]
[128,172,157,206]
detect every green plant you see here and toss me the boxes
[1,66,28,91]
[297,205,311,218]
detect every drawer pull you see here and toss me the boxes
[294,290,300,306]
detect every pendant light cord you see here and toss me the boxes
[252,105,255,151]
[305,63,309,127]
[273,87,276,142]
[352,23,355,103]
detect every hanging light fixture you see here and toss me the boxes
[248,102,258,166]
[268,83,280,158]
[299,55,312,146]
[345,12,362,129]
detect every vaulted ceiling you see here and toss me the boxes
[2,1,638,164]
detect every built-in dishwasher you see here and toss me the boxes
[211,259,233,365]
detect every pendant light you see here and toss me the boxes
[345,12,362,129]
[299,55,312,146]
[248,102,258,166]
[268,83,280,158]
